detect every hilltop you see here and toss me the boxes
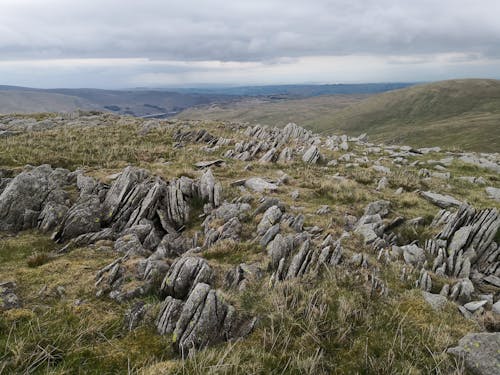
[177,79,500,152]
[0,112,499,374]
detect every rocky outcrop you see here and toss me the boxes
[0,165,72,232]
[160,256,213,299]
[156,282,255,354]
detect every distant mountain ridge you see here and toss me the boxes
[0,83,413,117]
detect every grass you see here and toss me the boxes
[0,115,498,373]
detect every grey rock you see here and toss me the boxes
[0,165,71,231]
[199,169,222,208]
[0,281,20,310]
[160,256,213,299]
[257,206,283,235]
[402,244,426,266]
[244,177,279,192]
[422,291,447,311]
[54,195,102,242]
[225,263,262,291]
[156,296,184,335]
[114,234,149,256]
[448,332,500,375]
[420,191,462,209]
[485,187,500,202]
[464,300,488,312]
[302,145,323,164]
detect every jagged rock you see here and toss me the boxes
[257,206,283,235]
[449,279,474,303]
[402,244,426,266]
[172,283,254,354]
[160,256,213,299]
[102,166,150,224]
[210,203,250,222]
[420,191,462,209]
[156,233,196,257]
[277,147,293,164]
[0,165,71,231]
[199,169,222,208]
[448,332,500,375]
[302,145,322,164]
[244,178,278,192]
[0,281,20,310]
[422,291,447,311]
[260,224,280,247]
[267,234,293,269]
[54,196,102,242]
[203,217,242,248]
[156,296,184,335]
[38,202,69,232]
[259,148,278,163]
[225,263,262,291]
[364,200,391,217]
[114,234,149,256]
[458,176,487,185]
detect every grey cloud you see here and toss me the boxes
[1,0,500,62]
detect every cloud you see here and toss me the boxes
[0,0,499,86]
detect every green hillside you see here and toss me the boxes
[178,79,500,152]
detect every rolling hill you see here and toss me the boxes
[177,79,500,152]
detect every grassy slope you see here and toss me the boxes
[0,116,498,374]
[0,91,96,114]
[176,95,368,127]
[178,79,500,152]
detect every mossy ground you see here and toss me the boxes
[0,116,498,373]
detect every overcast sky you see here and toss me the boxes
[1,0,500,88]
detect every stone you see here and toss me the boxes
[492,300,500,314]
[160,256,213,299]
[420,191,462,209]
[302,145,323,164]
[53,196,102,242]
[0,165,71,231]
[244,178,278,192]
[171,283,249,354]
[485,187,500,202]
[402,244,426,266]
[257,206,283,235]
[199,169,222,208]
[464,300,488,312]
[448,332,500,375]
[422,291,447,311]
[0,281,20,310]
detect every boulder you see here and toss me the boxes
[448,332,500,375]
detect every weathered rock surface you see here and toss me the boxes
[160,256,213,299]
[448,332,500,375]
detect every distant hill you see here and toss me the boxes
[0,83,413,118]
[319,79,500,152]
[0,86,238,117]
[178,79,500,152]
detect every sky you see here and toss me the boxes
[1,0,500,88]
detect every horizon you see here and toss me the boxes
[1,1,500,88]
